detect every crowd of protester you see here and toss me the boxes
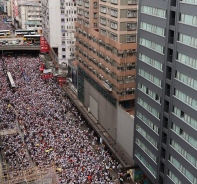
[0,54,123,184]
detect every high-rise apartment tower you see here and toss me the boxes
[134,0,197,183]
[75,0,137,160]
[42,0,77,65]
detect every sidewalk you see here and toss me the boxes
[62,85,136,184]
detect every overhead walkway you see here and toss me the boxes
[0,44,40,51]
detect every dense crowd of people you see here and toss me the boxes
[0,54,122,183]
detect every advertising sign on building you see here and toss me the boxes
[40,36,49,53]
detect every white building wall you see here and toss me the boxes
[117,106,134,160]
[16,0,42,30]
[0,0,3,10]
[3,0,7,12]
[20,5,25,29]
[48,0,61,48]
[59,0,77,65]
[7,1,11,16]
[41,0,49,42]
[42,0,76,65]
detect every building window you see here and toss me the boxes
[94,2,98,8]
[139,53,162,70]
[135,151,157,177]
[140,38,164,54]
[128,0,137,4]
[138,68,162,87]
[137,97,160,119]
[109,32,117,41]
[180,13,197,26]
[84,11,89,18]
[84,20,89,27]
[169,155,197,183]
[62,48,65,51]
[100,6,107,13]
[179,33,197,48]
[177,52,197,69]
[181,0,197,4]
[138,83,161,104]
[136,111,159,134]
[136,125,158,148]
[141,5,166,18]
[84,2,89,8]
[168,170,182,184]
[94,13,97,18]
[127,22,137,30]
[170,139,197,168]
[62,55,66,58]
[100,17,107,25]
[126,34,136,43]
[77,9,83,15]
[110,8,118,17]
[77,0,82,6]
[127,10,137,17]
[175,71,197,89]
[110,21,118,30]
[111,0,118,4]
[172,123,197,149]
[100,28,107,36]
[174,89,197,109]
[140,21,165,36]
[136,138,157,162]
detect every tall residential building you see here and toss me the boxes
[75,0,137,160]
[0,0,3,11]
[134,0,197,183]
[1,0,10,14]
[10,0,19,28]
[17,0,42,31]
[42,0,77,65]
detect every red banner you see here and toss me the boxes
[41,73,53,80]
[40,36,49,53]
[39,63,45,71]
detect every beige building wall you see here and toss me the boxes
[76,0,137,103]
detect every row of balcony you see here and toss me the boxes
[77,60,135,101]
[76,47,135,84]
[76,45,135,79]
[75,21,137,48]
[100,0,137,5]
[77,0,98,9]
[76,28,136,59]
[76,40,135,75]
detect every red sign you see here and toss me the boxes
[39,63,45,71]
[14,0,19,17]
[40,36,49,53]
[57,77,67,87]
[41,73,53,80]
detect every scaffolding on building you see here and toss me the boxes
[0,162,59,184]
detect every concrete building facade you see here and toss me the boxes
[75,0,137,161]
[10,0,19,28]
[0,0,10,14]
[134,0,197,183]
[17,0,42,31]
[42,0,77,65]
